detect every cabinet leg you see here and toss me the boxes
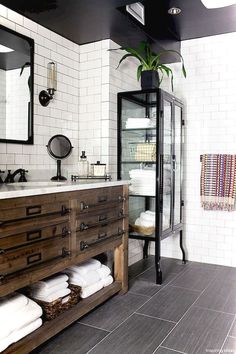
[114,234,128,294]
[179,230,187,264]
[143,240,149,259]
[155,258,162,285]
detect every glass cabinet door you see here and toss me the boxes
[173,104,182,227]
[162,99,172,231]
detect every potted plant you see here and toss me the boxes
[111,41,186,91]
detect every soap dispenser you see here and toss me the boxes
[78,151,89,177]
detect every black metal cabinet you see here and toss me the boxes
[117,88,186,284]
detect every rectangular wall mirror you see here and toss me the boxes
[0,24,34,144]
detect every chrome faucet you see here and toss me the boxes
[4,169,28,183]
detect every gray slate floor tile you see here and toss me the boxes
[222,336,236,354]
[163,306,234,354]
[33,323,108,354]
[170,265,218,291]
[79,292,147,331]
[230,319,236,337]
[138,285,200,322]
[137,267,180,285]
[89,313,174,354]
[129,256,155,280]
[196,271,236,314]
[154,347,182,354]
[129,278,161,297]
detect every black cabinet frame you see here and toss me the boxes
[117,88,187,284]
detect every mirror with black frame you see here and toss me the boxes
[0,24,34,144]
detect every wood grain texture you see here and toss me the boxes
[162,306,234,354]
[89,313,174,354]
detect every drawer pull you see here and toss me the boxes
[27,230,42,241]
[80,241,89,251]
[80,229,125,251]
[80,202,89,211]
[118,210,124,217]
[62,248,71,257]
[0,249,5,255]
[26,205,41,216]
[118,195,126,202]
[61,205,71,215]
[98,214,107,221]
[98,196,107,203]
[80,223,89,231]
[27,252,42,265]
[98,232,107,239]
[62,227,71,237]
[0,275,5,283]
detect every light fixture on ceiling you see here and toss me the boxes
[126,2,145,25]
[39,62,57,107]
[200,0,236,8]
[0,44,14,53]
[168,7,182,15]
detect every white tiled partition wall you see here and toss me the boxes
[0,5,80,177]
[153,32,236,267]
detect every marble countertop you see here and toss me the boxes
[0,180,129,200]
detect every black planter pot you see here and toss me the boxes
[141,70,159,90]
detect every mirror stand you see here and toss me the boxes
[51,160,67,181]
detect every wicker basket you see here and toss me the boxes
[130,224,155,236]
[32,284,81,321]
[129,142,156,162]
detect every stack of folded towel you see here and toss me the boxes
[0,292,42,352]
[125,118,154,129]
[64,258,113,299]
[135,210,155,228]
[27,274,71,303]
[129,169,156,196]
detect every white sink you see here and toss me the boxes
[7,181,66,187]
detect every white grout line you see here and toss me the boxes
[135,312,177,324]
[127,290,152,298]
[194,304,236,316]
[76,321,110,333]
[168,284,202,293]
[160,345,187,354]
[219,314,236,353]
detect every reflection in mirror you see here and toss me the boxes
[47,135,73,181]
[0,25,34,144]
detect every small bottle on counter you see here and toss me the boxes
[90,161,106,177]
[78,151,89,177]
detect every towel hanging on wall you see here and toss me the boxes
[200,154,236,211]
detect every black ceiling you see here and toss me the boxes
[1,0,236,53]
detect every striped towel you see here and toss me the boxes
[200,154,236,211]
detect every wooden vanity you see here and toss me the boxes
[0,182,128,353]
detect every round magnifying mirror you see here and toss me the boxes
[47,135,73,181]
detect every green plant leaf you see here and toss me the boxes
[137,64,143,81]
[116,53,138,69]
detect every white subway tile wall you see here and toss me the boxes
[150,32,236,267]
[0,6,80,178]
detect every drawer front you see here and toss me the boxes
[76,206,125,231]
[0,222,70,251]
[76,219,126,252]
[77,186,125,213]
[0,237,70,277]
[0,201,70,224]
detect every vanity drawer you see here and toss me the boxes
[77,186,126,213]
[76,219,126,253]
[0,221,70,251]
[76,206,125,231]
[0,201,70,224]
[0,237,70,278]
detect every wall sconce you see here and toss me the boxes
[39,62,57,106]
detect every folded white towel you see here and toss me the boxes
[140,212,155,222]
[32,287,71,303]
[0,318,43,353]
[102,275,113,287]
[68,259,101,276]
[0,299,42,336]
[66,269,100,287]
[13,318,42,344]
[30,274,69,291]
[29,281,69,298]
[80,280,103,299]
[96,265,111,279]
[0,293,28,317]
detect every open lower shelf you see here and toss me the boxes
[4,281,122,354]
